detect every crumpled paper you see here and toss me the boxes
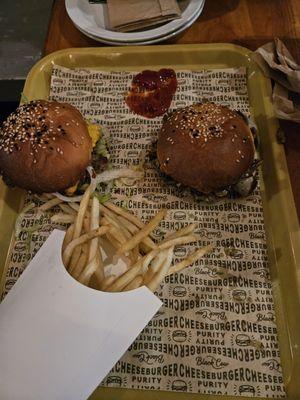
[254,38,300,122]
[107,0,181,32]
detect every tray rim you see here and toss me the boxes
[26,42,255,74]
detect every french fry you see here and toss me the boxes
[100,217,126,244]
[39,197,62,211]
[139,241,154,255]
[105,249,158,291]
[73,185,92,240]
[82,242,89,255]
[104,204,157,250]
[107,226,137,263]
[100,275,117,291]
[140,249,159,274]
[71,247,88,278]
[105,214,132,240]
[99,205,133,243]
[77,258,96,285]
[66,186,93,269]
[69,241,89,275]
[105,202,144,228]
[123,275,143,291]
[68,203,80,212]
[63,226,110,266]
[93,249,105,284]
[117,215,156,251]
[149,249,169,274]
[158,234,198,250]
[59,204,77,216]
[105,232,121,250]
[68,246,82,273]
[117,210,166,255]
[36,194,52,202]
[101,215,128,245]
[143,249,168,285]
[78,250,102,285]
[162,223,197,243]
[132,246,140,264]
[101,215,128,244]
[62,224,74,251]
[106,261,142,292]
[88,197,100,263]
[83,217,90,233]
[51,214,75,224]
[146,247,174,292]
[43,193,55,200]
[117,215,139,233]
[168,245,213,275]
[102,214,120,229]
[99,204,121,223]
[115,218,156,254]
[65,186,91,271]
[109,226,127,245]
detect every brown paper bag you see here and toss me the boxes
[254,38,300,122]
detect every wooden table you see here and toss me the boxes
[45,0,300,220]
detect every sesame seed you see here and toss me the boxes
[0,100,68,154]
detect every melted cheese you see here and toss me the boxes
[87,124,101,148]
[64,124,101,195]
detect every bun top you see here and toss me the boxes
[0,100,92,193]
[157,102,255,193]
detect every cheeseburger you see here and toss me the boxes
[0,100,107,194]
[156,102,259,199]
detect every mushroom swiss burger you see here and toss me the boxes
[0,100,106,194]
[156,102,259,199]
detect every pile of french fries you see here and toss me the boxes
[39,186,213,293]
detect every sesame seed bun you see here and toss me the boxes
[0,100,92,193]
[157,103,255,194]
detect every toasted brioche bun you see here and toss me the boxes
[0,100,92,193]
[157,102,255,194]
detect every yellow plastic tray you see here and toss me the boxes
[0,44,299,400]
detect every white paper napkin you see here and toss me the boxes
[0,230,162,400]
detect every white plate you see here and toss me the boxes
[72,1,205,46]
[65,0,204,43]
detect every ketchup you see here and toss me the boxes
[125,68,177,118]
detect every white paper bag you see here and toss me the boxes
[0,230,162,400]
